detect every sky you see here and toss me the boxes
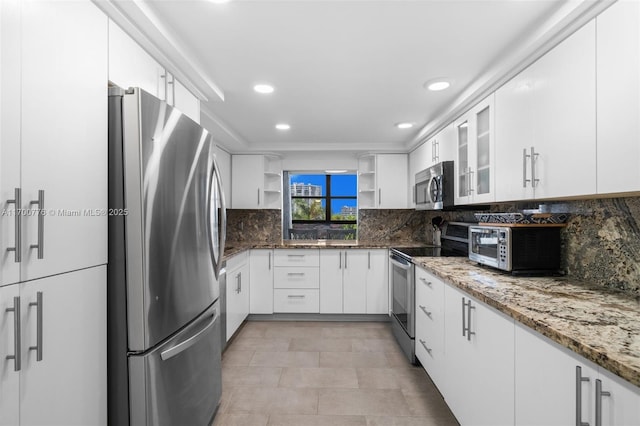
[290,174,357,214]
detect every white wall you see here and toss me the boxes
[281,151,358,172]
[214,145,232,208]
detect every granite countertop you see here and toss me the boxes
[223,240,425,259]
[413,257,640,388]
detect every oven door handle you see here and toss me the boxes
[389,257,412,270]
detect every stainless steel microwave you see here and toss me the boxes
[415,161,454,210]
[468,225,562,274]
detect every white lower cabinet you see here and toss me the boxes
[0,267,106,426]
[249,250,274,314]
[442,283,514,426]
[225,252,249,341]
[273,249,319,313]
[320,249,388,314]
[515,323,640,426]
[414,267,445,387]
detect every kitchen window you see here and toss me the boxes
[285,173,357,239]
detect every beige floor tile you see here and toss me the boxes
[321,327,391,339]
[222,350,255,367]
[229,337,291,352]
[289,337,353,352]
[384,351,413,368]
[250,351,320,367]
[365,416,459,426]
[212,413,269,426]
[401,390,456,419]
[264,326,325,339]
[355,368,399,389]
[222,367,282,388]
[351,338,402,353]
[268,414,367,426]
[279,367,359,389]
[319,352,390,368]
[394,367,440,394]
[235,325,267,338]
[226,387,319,415]
[317,389,411,416]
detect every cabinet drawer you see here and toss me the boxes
[274,249,320,267]
[274,267,319,289]
[273,289,319,313]
[415,267,444,311]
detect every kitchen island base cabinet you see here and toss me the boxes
[515,323,640,426]
[442,284,514,426]
[0,267,106,426]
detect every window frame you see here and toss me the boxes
[290,174,357,225]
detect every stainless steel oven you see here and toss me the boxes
[389,222,472,364]
[389,251,415,362]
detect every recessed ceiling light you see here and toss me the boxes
[424,79,451,92]
[254,84,275,94]
[275,124,290,130]
[395,122,414,129]
[208,0,233,3]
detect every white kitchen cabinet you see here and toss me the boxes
[0,267,106,426]
[596,0,640,195]
[19,267,106,426]
[249,249,274,314]
[108,20,165,99]
[408,124,455,207]
[414,266,446,387]
[515,323,640,426]
[225,252,250,341]
[108,21,200,124]
[0,284,20,426]
[273,249,319,313]
[454,94,495,205]
[319,249,387,314]
[358,154,408,209]
[231,154,282,209]
[1,0,108,283]
[495,21,596,202]
[443,283,514,426]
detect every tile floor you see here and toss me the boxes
[212,320,459,426]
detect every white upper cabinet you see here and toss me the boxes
[495,21,596,202]
[108,20,200,123]
[358,154,408,209]
[596,0,640,195]
[454,94,495,205]
[1,0,108,283]
[231,154,282,209]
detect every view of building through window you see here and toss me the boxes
[289,174,357,239]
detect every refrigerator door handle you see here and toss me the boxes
[209,157,227,280]
[160,309,218,361]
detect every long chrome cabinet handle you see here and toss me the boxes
[287,295,305,299]
[344,251,348,269]
[461,297,466,337]
[30,190,44,259]
[419,339,432,354]
[466,299,476,341]
[368,251,371,269]
[257,188,260,205]
[530,147,539,188]
[6,188,22,262]
[236,273,241,294]
[595,379,610,426]
[5,296,21,371]
[419,305,432,318]
[287,272,305,276]
[29,292,43,361]
[378,188,381,206]
[339,251,342,269]
[268,252,271,270]
[523,148,528,187]
[468,168,475,194]
[419,277,432,287]
[576,366,590,426]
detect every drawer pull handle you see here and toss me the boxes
[419,305,432,318]
[287,295,305,299]
[287,254,305,257]
[287,272,305,276]
[419,339,432,354]
[419,277,432,287]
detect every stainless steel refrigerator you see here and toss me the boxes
[107,87,226,425]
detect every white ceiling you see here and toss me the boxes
[111,0,595,153]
